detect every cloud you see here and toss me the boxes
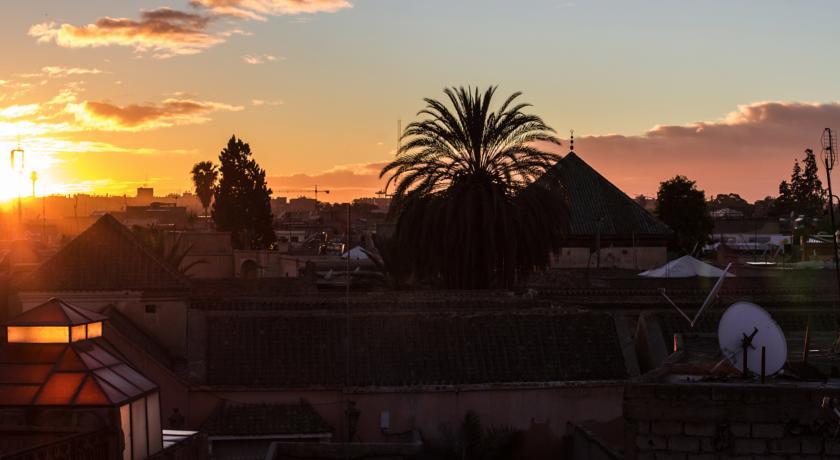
[242,53,279,64]
[29,7,225,58]
[43,66,105,77]
[0,104,41,120]
[66,98,243,131]
[561,101,840,201]
[251,98,283,106]
[30,1,351,57]
[191,0,352,20]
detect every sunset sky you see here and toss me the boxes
[1,1,840,203]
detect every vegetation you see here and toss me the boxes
[777,148,825,218]
[212,135,276,249]
[190,161,218,217]
[708,193,752,217]
[656,175,713,254]
[380,86,566,289]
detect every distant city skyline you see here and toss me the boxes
[1,1,840,202]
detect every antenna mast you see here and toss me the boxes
[821,128,840,349]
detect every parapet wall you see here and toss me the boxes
[624,380,840,459]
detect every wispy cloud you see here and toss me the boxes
[191,0,352,20]
[242,53,279,64]
[251,98,283,106]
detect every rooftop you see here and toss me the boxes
[205,308,630,388]
[0,298,158,406]
[18,214,191,292]
[7,298,107,327]
[546,152,672,237]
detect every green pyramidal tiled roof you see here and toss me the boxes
[549,152,672,237]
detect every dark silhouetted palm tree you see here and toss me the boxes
[191,161,218,217]
[381,86,566,288]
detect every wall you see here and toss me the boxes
[625,379,840,459]
[234,251,303,278]
[166,231,234,279]
[551,246,666,270]
[187,383,625,447]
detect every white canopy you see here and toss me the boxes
[341,246,369,261]
[639,255,735,278]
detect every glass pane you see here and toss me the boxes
[56,349,86,372]
[111,364,156,392]
[0,364,52,384]
[147,393,162,455]
[87,322,103,338]
[131,398,148,460]
[74,375,110,405]
[86,345,121,366]
[95,376,128,404]
[7,326,69,343]
[71,325,86,342]
[0,384,38,404]
[35,372,85,405]
[120,404,131,460]
[94,368,141,398]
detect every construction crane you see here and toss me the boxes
[278,186,330,202]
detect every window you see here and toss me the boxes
[87,322,103,339]
[71,324,87,342]
[7,326,69,343]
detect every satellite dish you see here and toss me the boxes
[718,301,787,376]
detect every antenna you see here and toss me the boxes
[569,129,575,152]
[660,263,732,327]
[718,301,787,376]
[822,128,840,351]
[822,128,837,169]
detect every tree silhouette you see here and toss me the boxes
[191,161,218,217]
[212,135,276,249]
[380,86,566,288]
[656,175,713,253]
[777,149,825,218]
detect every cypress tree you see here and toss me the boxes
[212,135,276,249]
